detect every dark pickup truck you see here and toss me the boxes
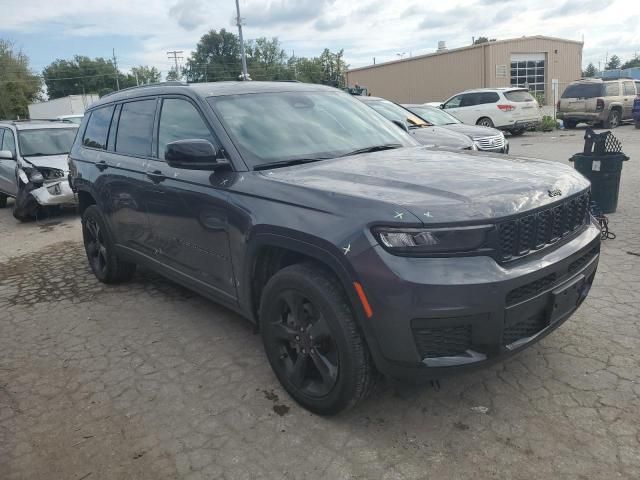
[69,81,600,415]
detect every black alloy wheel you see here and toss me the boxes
[269,289,339,398]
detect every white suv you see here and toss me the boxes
[440,88,542,135]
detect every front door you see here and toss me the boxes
[145,96,236,299]
[0,128,18,196]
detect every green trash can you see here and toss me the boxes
[569,129,629,214]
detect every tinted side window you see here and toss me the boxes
[2,129,16,156]
[83,106,114,149]
[460,93,480,107]
[115,100,156,157]
[623,82,635,96]
[604,83,620,96]
[158,98,216,160]
[480,92,500,104]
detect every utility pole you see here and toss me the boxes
[112,48,120,91]
[167,50,184,80]
[235,0,250,80]
[134,71,139,86]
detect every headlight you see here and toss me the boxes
[29,170,44,183]
[373,225,492,255]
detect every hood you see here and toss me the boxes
[262,146,589,224]
[440,123,503,140]
[409,125,474,149]
[21,154,69,171]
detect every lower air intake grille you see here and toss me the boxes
[413,325,472,358]
[503,313,548,345]
[506,272,558,306]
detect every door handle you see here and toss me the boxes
[95,160,108,171]
[146,170,166,183]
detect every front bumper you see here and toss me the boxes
[30,179,77,206]
[353,222,600,380]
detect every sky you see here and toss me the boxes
[1,0,638,77]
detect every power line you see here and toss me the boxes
[166,50,184,79]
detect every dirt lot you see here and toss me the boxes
[1,125,639,480]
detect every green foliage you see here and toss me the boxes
[130,66,161,85]
[474,37,496,45]
[537,115,556,132]
[0,40,42,119]
[184,29,241,82]
[583,63,597,77]
[620,54,640,70]
[605,55,621,70]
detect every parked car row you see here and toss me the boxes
[62,81,599,415]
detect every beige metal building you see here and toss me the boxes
[345,36,583,106]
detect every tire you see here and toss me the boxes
[510,128,526,136]
[564,120,577,129]
[476,117,494,128]
[259,262,375,415]
[82,205,136,283]
[603,109,621,129]
[0,193,6,208]
[635,120,640,130]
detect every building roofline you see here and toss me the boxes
[347,35,584,73]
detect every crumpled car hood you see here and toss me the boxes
[263,146,589,223]
[22,154,69,171]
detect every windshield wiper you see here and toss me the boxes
[342,144,403,156]
[254,158,327,171]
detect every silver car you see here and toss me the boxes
[0,120,78,221]
[404,104,509,153]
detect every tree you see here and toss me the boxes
[166,67,180,81]
[474,36,496,45]
[43,56,119,99]
[620,54,640,70]
[245,37,290,80]
[184,29,240,82]
[130,66,161,85]
[583,63,597,77]
[0,40,42,119]
[318,48,347,88]
[605,55,621,70]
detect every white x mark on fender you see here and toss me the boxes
[342,244,351,255]
[423,211,433,218]
[394,211,404,219]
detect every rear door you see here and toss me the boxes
[622,81,636,119]
[0,128,18,195]
[560,82,602,113]
[504,90,539,121]
[145,96,236,298]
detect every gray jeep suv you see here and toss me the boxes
[69,81,600,414]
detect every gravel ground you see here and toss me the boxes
[1,124,639,480]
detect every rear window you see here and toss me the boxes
[561,83,603,99]
[83,106,115,149]
[504,90,536,102]
[115,100,156,157]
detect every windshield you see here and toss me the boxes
[562,83,603,99]
[406,106,460,126]
[365,100,429,128]
[18,128,77,156]
[208,91,415,167]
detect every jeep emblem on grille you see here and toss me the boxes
[548,189,562,197]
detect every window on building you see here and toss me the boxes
[115,100,156,157]
[510,56,545,98]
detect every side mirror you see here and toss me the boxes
[0,150,14,160]
[439,104,445,109]
[391,119,410,133]
[165,139,227,170]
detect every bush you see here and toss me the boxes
[537,115,556,132]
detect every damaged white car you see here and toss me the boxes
[0,120,78,221]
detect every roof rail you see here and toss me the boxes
[1,118,70,124]
[101,81,188,98]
